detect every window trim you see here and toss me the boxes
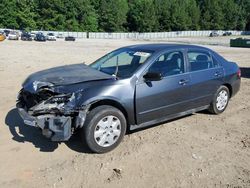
[212,54,222,68]
[186,49,218,73]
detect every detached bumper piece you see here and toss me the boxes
[18,108,72,141]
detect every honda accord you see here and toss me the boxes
[17,44,241,153]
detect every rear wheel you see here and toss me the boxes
[81,105,126,153]
[208,85,230,114]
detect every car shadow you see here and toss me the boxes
[5,108,216,152]
[5,108,92,153]
[64,131,92,153]
[240,67,250,79]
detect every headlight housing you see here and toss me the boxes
[46,94,72,104]
[32,81,54,91]
[31,93,74,115]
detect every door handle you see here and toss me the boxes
[214,72,222,77]
[179,79,189,85]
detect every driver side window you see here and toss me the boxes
[149,51,185,77]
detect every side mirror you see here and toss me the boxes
[143,72,162,81]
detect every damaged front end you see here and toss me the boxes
[16,86,89,141]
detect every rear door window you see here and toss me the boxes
[188,51,214,72]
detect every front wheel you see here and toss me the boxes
[81,105,126,153]
[208,85,230,114]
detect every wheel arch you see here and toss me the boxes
[222,83,232,97]
[88,99,129,126]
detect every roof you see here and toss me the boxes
[126,43,209,52]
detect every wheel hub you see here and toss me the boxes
[94,115,121,147]
[216,90,228,111]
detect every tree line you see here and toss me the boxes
[0,0,249,32]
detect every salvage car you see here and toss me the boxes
[3,29,10,37]
[65,36,76,41]
[34,32,46,42]
[223,31,232,36]
[17,44,241,153]
[209,31,220,37]
[21,32,32,41]
[46,33,56,41]
[57,33,64,38]
[0,32,6,41]
[8,31,19,40]
[30,32,37,39]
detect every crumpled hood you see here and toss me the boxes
[22,63,113,93]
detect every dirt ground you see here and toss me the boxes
[0,37,250,188]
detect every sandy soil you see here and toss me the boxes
[0,37,250,188]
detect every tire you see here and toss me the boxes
[208,85,230,114]
[81,105,126,153]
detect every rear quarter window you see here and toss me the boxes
[188,51,214,72]
[212,55,221,67]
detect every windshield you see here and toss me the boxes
[10,31,17,35]
[90,48,153,78]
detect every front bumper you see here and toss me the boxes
[8,37,18,40]
[47,37,56,41]
[17,108,72,141]
[18,108,37,127]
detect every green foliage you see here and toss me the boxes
[241,0,250,30]
[127,0,158,32]
[98,0,128,32]
[187,0,200,30]
[154,0,200,31]
[0,0,249,32]
[221,0,237,29]
[35,0,98,31]
[0,0,19,29]
[200,0,224,30]
[16,0,37,30]
[154,0,171,31]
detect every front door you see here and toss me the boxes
[135,50,192,125]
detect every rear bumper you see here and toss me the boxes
[17,108,72,141]
[231,78,241,97]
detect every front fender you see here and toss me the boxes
[74,84,135,125]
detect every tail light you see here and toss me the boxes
[237,69,241,78]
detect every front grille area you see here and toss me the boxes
[17,89,54,109]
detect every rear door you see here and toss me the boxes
[186,49,224,108]
[135,50,193,125]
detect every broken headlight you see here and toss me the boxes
[27,93,77,116]
[32,81,54,91]
[46,94,72,104]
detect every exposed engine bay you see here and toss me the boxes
[17,87,90,141]
[16,63,114,141]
